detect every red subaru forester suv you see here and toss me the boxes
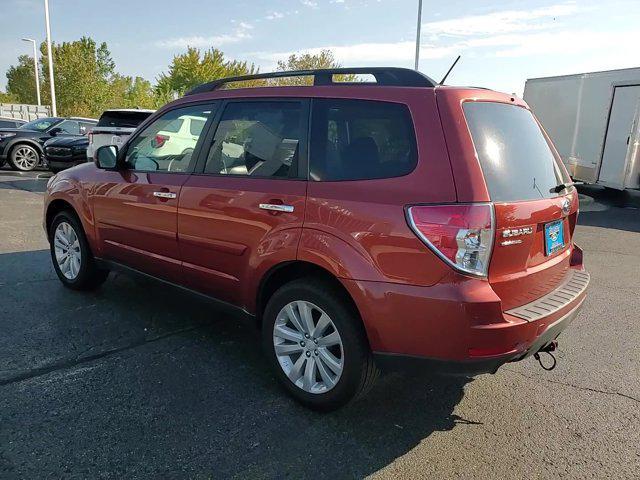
[44,68,589,410]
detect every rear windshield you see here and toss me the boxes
[96,111,153,128]
[463,102,568,202]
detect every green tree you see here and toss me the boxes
[156,47,258,97]
[0,90,17,103]
[110,75,158,109]
[274,49,355,85]
[6,54,40,104]
[39,37,115,117]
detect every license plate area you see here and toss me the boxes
[544,220,565,256]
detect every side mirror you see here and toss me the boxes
[49,127,63,136]
[95,145,119,169]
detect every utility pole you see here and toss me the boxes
[22,38,41,106]
[44,0,57,116]
[414,0,423,70]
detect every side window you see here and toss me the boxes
[57,120,80,135]
[310,99,417,181]
[124,104,214,173]
[204,101,302,178]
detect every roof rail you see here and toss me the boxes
[185,67,437,95]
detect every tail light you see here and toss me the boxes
[407,203,495,277]
[88,132,93,144]
[152,134,169,148]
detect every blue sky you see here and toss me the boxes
[1,0,639,96]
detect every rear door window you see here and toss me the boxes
[463,102,569,202]
[57,120,80,135]
[310,99,417,181]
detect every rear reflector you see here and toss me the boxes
[407,203,495,277]
[152,134,169,148]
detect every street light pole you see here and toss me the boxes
[414,0,423,70]
[43,0,57,116]
[21,38,41,106]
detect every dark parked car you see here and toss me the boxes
[0,116,96,171]
[44,68,589,410]
[44,135,90,173]
[0,116,26,129]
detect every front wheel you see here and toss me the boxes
[9,144,40,171]
[262,279,378,411]
[49,210,109,290]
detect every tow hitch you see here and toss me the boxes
[533,340,558,371]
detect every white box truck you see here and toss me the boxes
[524,67,640,190]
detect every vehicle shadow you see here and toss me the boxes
[0,249,473,478]
[577,185,640,233]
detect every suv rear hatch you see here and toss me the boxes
[90,110,154,150]
[439,91,579,310]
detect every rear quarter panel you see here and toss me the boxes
[301,87,457,286]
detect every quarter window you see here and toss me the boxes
[310,99,417,181]
[204,101,302,178]
[124,104,214,173]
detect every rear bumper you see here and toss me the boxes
[342,256,589,376]
[373,295,585,375]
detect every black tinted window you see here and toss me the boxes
[0,120,17,128]
[463,102,568,202]
[97,111,153,128]
[310,99,417,181]
[204,101,302,178]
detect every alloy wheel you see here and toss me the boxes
[273,300,344,394]
[53,221,82,280]
[13,146,39,171]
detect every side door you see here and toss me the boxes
[91,103,217,283]
[178,99,309,309]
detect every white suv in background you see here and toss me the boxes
[86,109,154,160]
[151,114,208,157]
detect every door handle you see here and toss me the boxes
[153,191,177,199]
[259,203,294,213]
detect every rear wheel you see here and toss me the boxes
[49,210,109,290]
[9,144,40,171]
[262,279,378,411]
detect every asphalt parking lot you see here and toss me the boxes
[0,168,638,479]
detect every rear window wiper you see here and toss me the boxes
[549,181,582,193]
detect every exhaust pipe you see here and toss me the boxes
[534,340,558,371]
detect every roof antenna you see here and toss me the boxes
[439,55,461,85]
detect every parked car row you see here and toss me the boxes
[0,109,154,172]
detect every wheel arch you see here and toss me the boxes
[256,260,366,336]
[7,138,44,158]
[45,199,77,237]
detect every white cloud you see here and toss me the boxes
[254,41,458,66]
[265,11,285,20]
[301,0,318,8]
[423,2,580,37]
[154,23,252,49]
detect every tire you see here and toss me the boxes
[49,210,109,290]
[262,278,378,411]
[9,144,40,171]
